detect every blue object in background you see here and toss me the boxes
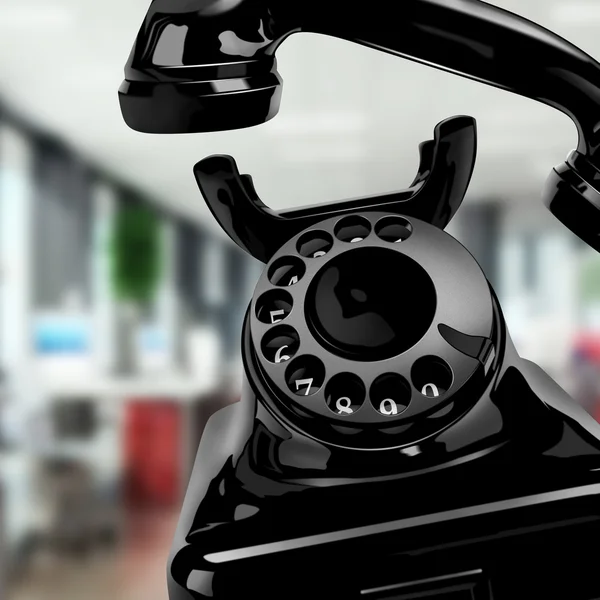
[33,316,90,355]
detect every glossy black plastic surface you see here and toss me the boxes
[117,3,600,598]
[544,151,600,253]
[163,208,600,600]
[250,212,496,450]
[120,0,600,258]
[167,275,600,600]
[194,116,476,262]
[120,0,600,161]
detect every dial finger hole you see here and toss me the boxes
[370,374,411,416]
[286,356,325,397]
[255,290,293,324]
[325,373,366,417]
[334,215,372,243]
[375,216,413,243]
[297,230,334,259]
[261,326,300,364]
[268,256,306,287]
[411,356,453,397]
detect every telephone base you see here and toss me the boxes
[173,477,600,599]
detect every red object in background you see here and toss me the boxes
[574,333,600,363]
[124,400,181,508]
[573,333,600,423]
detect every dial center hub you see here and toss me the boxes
[306,247,437,361]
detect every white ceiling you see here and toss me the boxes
[0,0,599,235]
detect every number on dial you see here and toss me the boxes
[295,378,314,396]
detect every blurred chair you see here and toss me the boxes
[28,397,122,559]
[36,457,97,555]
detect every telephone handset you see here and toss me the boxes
[120,0,600,252]
[120,2,600,599]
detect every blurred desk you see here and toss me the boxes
[35,374,237,505]
[0,373,236,569]
[37,374,220,400]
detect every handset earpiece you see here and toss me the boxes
[194,115,477,262]
[544,151,600,253]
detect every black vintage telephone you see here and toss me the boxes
[120,2,600,599]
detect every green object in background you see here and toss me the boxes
[580,254,600,302]
[109,201,163,375]
[110,202,162,307]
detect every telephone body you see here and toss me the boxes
[120,1,600,598]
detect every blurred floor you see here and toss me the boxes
[8,508,178,600]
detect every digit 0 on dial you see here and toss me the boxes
[411,356,453,398]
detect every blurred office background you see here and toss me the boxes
[2,0,600,598]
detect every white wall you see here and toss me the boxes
[0,123,33,373]
[498,201,578,384]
